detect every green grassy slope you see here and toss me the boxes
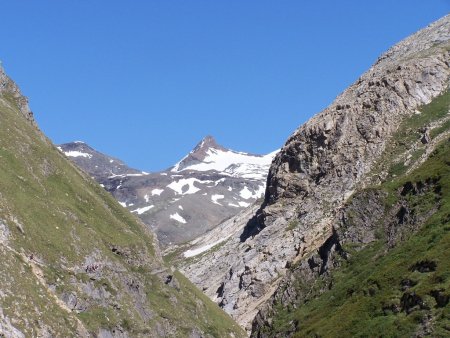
[290,142,449,337]
[0,78,244,337]
[257,91,450,337]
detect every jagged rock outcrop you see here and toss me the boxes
[179,15,450,331]
[0,63,34,124]
[252,142,450,338]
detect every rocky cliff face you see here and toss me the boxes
[60,137,277,246]
[0,64,34,124]
[252,104,450,336]
[179,15,450,332]
[0,68,245,337]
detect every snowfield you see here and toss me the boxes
[131,205,154,215]
[211,194,225,205]
[167,178,203,195]
[151,188,164,196]
[172,148,278,180]
[170,212,187,224]
[240,185,265,200]
[183,237,229,258]
[63,150,92,159]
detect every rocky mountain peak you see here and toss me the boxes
[190,135,229,160]
[172,135,228,171]
[194,135,225,151]
[171,135,277,176]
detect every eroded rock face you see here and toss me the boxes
[181,15,450,331]
[250,179,444,336]
[0,64,34,124]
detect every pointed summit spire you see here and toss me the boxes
[193,135,226,153]
[171,135,229,172]
[200,135,217,147]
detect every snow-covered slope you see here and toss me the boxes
[60,136,278,246]
[172,136,277,180]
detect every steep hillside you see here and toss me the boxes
[252,91,450,337]
[177,15,450,332]
[0,65,244,337]
[59,137,277,246]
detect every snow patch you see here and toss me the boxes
[171,154,189,172]
[183,237,229,258]
[64,151,92,159]
[131,205,154,215]
[238,201,250,207]
[239,185,265,200]
[119,202,127,207]
[167,178,202,195]
[108,173,148,178]
[214,178,226,186]
[239,186,253,199]
[144,194,149,203]
[228,203,240,207]
[151,188,164,196]
[211,194,224,205]
[178,205,184,210]
[172,147,278,180]
[255,184,266,198]
[170,212,187,224]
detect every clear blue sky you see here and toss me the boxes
[1,1,449,171]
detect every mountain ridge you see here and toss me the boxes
[59,137,278,246]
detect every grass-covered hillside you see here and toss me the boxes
[253,91,450,337]
[0,70,244,337]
